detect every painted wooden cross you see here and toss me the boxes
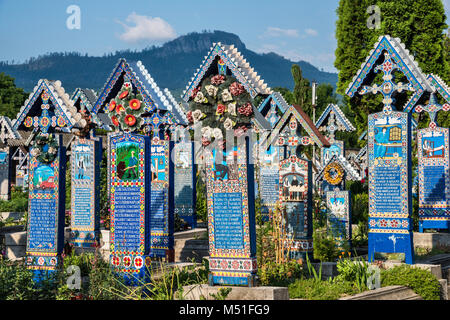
[277,117,312,157]
[359,52,415,112]
[415,93,450,129]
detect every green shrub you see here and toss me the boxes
[334,257,372,292]
[0,258,36,300]
[0,187,28,213]
[381,265,442,300]
[313,231,341,262]
[258,260,303,286]
[288,278,358,300]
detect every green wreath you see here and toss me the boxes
[31,133,59,164]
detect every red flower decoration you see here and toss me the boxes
[116,104,125,114]
[108,100,116,112]
[187,111,193,123]
[229,82,245,96]
[111,116,119,127]
[119,90,129,100]
[125,114,136,126]
[238,103,253,116]
[129,99,141,110]
[216,104,226,115]
[211,75,225,85]
[191,87,200,98]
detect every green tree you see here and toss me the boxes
[291,65,312,114]
[335,0,449,138]
[0,73,28,119]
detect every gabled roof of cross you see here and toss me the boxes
[12,79,83,133]
[315,154,361,183]
[91,59,184,128]
[315,104,356,139]
[0,116,21,144]
[181,42,272,102]
[345,35,432,113]
[268,104,330,149]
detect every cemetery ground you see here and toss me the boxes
[0,180,447,300]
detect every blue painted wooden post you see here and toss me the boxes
[326,190,352,249]
[418,127,449,231]
[415,93,450,232]
[150,137,174,261]
[279,155,313,260]
[206,138,257,286]
[368,111,414,264]
[259,145,280,221]
[25,134,66,282]
[70,137,102,248]
[173,140,197,229]
[109,132,151,285]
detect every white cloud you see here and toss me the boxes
[261,27,299,38]
[117,12,176,43]
[305,28,318,37]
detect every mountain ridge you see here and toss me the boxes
[0,30,337,96]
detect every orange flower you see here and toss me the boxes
[111,116,119,127]
[129,99,141,110]
[124,114,136,126]
[108,100,116,112]
[119,90,129,100]
[116,104,125,114]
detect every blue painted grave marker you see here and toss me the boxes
[25,134,66,280]
[150,137,174,261]
[109,132,151,284]
[173,140,196,229]
[70,137,102,248]
[206,140,257,286]
[279,155,313,259]
[326,190,352,248]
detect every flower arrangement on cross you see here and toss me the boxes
[187,74,254,148]
[31,133,59,164]
[106,81,147,132]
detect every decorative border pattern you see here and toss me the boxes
[368,111,411,232]
[109,133,149,275]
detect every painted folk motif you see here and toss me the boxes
[326,190,352,248]
[109,132,151,284]
[206,140,257,286]
[70,137,102,248]
[25,134,66,280]
[368,111,414,264]
[279,155,313,259]
[150,137,174,261]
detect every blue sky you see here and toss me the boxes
[0,0,449,73]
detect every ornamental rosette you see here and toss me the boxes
[187,73,255,148]
[105,81,145,132]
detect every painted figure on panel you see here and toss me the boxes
[323,144,342,163]
[422,131,444,158]
[281,173,305,201]
[33,164,55,190]
[74,144,92,180]
[374,117,403,159]
[116,141,139,181]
